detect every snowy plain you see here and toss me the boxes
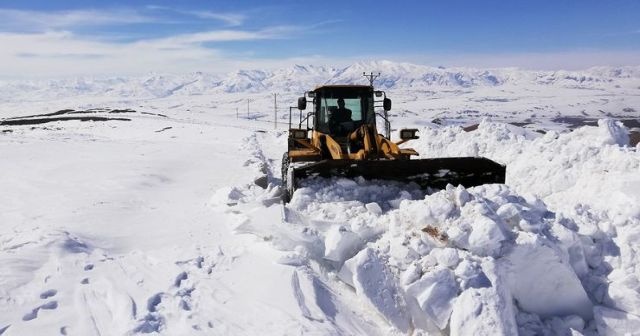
[1,61,640,335]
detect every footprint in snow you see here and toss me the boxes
[84,264,94,271]
[133,294,166,333]
[174,272,188,287]
[22,310,38,321]
[194,256,204,269]
[22,301,58,321]
[147,293,163,313]
[40,289,57,299]
[40,301,58,310]
[177,287,195,311]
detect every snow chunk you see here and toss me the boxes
[277,246,310,267]
[496,202,548,233]
[454,260,491,290]
[365,202,383,216]
[405,266,459,330]
[563,315,586,332]
[350,248,411,332]
[594,305,640,336]
[467,215,508,257]
[596,119,629,147]
[500,234,593,319]
[429,247,460,268]
[324,225,363,264]
[605,274,640,316]
[400,262,422,286]
[450,286,518,336]
[210,186,245,206]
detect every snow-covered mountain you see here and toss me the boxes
[1,60,639,102]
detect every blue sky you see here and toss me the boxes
[0,0,638,77]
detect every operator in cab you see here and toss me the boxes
[329,97,353,135]
[333,98,352,123]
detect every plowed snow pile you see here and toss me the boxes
[219,119,640,335]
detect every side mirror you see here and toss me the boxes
[297,97,307,110]
[383,98,392,111]
[399,128,419,140]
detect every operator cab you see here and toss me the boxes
[292,84,393,158]
[314,85,375,137]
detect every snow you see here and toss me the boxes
[594,306,640,335]
[404,266,457,331]
[501,235,593,319]
[347,248,411,333]
[450,286,518,335]
[1,60,640,335]
[324,225,364,264]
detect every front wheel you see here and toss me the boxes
[281,153,292,202]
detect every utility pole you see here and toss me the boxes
[273,93,279,129]
[247,99,250,119]
[363,72,380,87]
[289,106,294,128]
[236,107,238,119]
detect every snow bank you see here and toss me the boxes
[411,118,640,221]
[223,119,640,335]
[281,179,600,334]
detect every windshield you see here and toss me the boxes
[316,90,373,134]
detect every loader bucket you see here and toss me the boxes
[286,157,505,200]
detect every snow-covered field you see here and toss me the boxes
[1,61,639,335]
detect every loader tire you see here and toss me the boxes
[281,152,291,202]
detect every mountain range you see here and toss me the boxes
[1,60,639,102]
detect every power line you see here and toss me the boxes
[363,72,380,87]
[273,93,279,129]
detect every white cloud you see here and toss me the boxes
[0,4,344,79]
[0,8,637,79]
[144,27,291,48]
[145,6,246,26]
[1,30,639,79]
[0,8,156,31]
[0,30,341,79]
[180,10,246,27]
[0,32,210,78]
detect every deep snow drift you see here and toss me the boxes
[215,119,639,335]
[1,61,640,335]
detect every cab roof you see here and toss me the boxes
[313,84,372,91]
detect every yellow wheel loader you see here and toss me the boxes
[281,84,505,202]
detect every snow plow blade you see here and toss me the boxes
[289,157,505,197]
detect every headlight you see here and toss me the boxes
[290,129,308,140]
[399,129,419,140]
